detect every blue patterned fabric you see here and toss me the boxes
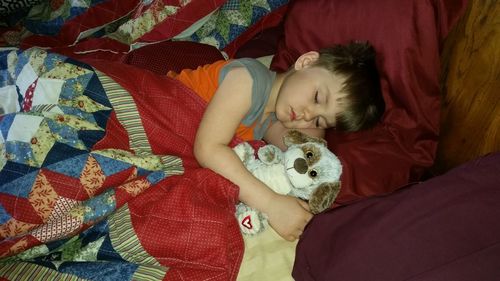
[179,0,289,50]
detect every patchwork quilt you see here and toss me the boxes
[0,47,244,281]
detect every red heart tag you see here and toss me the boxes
[241,215,253,229]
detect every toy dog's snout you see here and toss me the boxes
[294,158,308,174]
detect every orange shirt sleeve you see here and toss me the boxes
[166,60,228,103]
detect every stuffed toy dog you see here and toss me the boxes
[233,130,342,235]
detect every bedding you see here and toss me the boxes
[0,47,244,280]
[3,0,229,62]
[173,0,289,58]
[4,0,287,63]
[293,152,500,281]
[19,0,228,49]
[0,0,489,280]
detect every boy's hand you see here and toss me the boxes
[264,194,313,241]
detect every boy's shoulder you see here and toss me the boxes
[222,58,274,84]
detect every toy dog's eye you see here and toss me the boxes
[309,170,317,177]
[306,151,313,159]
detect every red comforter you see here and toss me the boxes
[87,59,245,281]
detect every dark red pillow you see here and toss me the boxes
[271,0,469,205]
[293,152,500,280]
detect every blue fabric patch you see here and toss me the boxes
[14,50,29,77]
[5,141,34,165]
[251,6,268,23]
[59,261,138,281]
[147,171,167,185]
[44,52,67,70]
[45,154,89,178]
[98,234,125,262]
[92,153,133,177]
[78,129,105,150]
[83,189,116,223]
[137,167,150,177]
[25,17,64,36]
[228,24,247,44]
[0,203,11,224]
[92,109,111,132]
[0,114,15,140]
[59,73,94,100]
[0,49,7,62]
[41,142,88,167]
[46,119,83,147]
[0,161,37,196]
[85,74,112,108]
[269,0,288,9]
[59,106,97,122]
[0,168,38,198]
[81,219,109,246]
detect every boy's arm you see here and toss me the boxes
[194,67,312,241]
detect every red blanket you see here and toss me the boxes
[87,59,245,280]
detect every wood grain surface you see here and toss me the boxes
[432,0,500,174]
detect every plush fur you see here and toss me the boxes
[234,130,342,235]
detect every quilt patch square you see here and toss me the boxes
[6,114,44,142]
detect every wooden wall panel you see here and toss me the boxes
[432,0,500,174]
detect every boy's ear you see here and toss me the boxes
[294,51,320,70]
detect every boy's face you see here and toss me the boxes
[276,65,346,130]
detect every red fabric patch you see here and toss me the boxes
[22,78,37,112]
[42,169,89,201]
[0,194,43,225]
[123,41,225,75]
[92,111,131,152]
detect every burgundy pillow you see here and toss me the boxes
[271,0,469,205]
[293,152,500,281]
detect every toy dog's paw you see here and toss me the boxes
[233,142,255,165]
[257,144,283,164]
[236,203,268,235]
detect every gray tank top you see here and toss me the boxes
[218,58,277,140]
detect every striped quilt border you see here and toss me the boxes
[108,204,168,280]
[95,70,183,175]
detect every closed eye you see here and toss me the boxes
[314,91,319,104]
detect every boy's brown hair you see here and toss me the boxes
[313,42,385,131]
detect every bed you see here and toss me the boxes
[0,0,499,280]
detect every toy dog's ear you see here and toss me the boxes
[283,130,327,147]
[308,182,341,214]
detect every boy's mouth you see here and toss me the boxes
[290,108,296,121]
